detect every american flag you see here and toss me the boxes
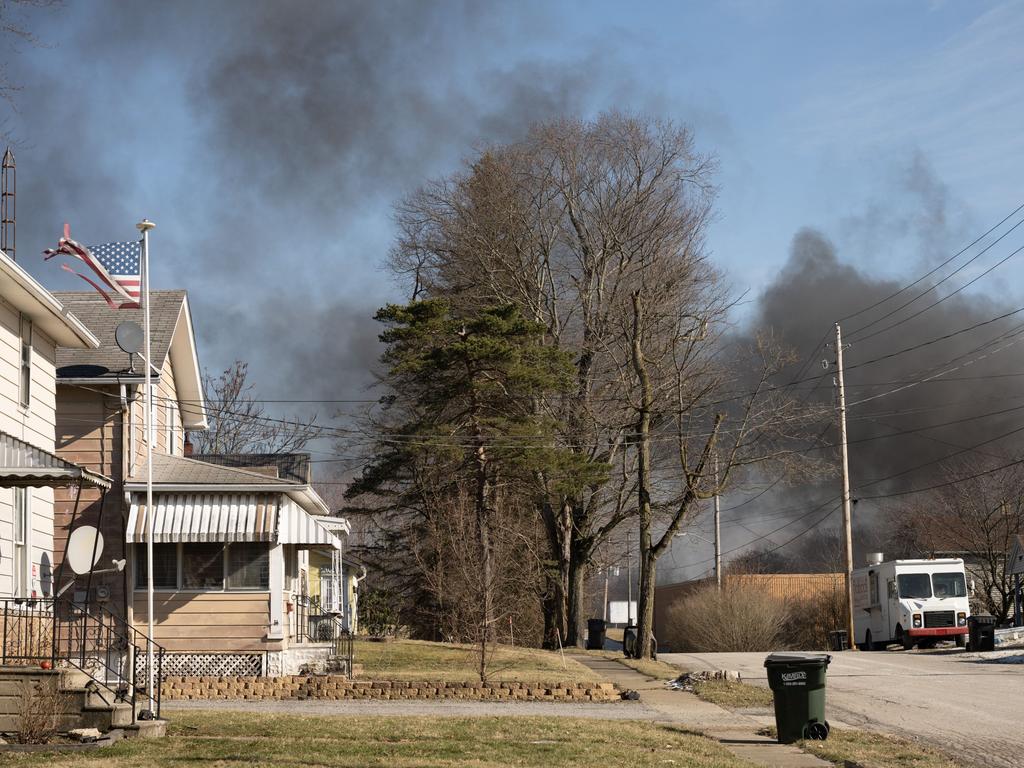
[44,234,141,309]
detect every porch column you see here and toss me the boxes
[267,542,285,640]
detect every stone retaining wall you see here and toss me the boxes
[161,675,619,702]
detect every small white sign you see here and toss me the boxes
[608,601,637,625]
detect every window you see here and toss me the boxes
[227,543,269,590]
[869,572,879,606]
[135,543,177,590]
[932,572,967,599]
[167,400,179,454]
[13,488,29,597]
[182,543,224,589]
[18,314,31,408]
[897,573,932,599]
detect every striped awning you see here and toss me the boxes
[127,493,341,549]
[0,430,111,489]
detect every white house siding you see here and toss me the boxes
[0,297,59,598]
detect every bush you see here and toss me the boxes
[665,581,788,652]
[17,677,63,744]
[784,587,847,650]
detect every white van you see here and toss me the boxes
[852,556,970,650]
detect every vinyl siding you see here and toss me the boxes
[132,591,276,652]
[0,297,59,598]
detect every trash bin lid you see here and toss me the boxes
[763,652,832,668]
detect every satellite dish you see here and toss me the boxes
[66,525,104,576]
[115,321,144,355]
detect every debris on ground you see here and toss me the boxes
[667,670,741,691]
[67,728,103,743]
[620,689,641,700]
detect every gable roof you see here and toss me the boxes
[53,290,184,378]
[53,290,207,429]
[0,250,99,348]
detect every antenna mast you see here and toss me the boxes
[1,147,13,261]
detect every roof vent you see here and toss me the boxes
[866,552,884,566]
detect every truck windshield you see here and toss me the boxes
[897,573,932,598]
[932,572,967,598]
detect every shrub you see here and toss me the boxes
[784,587,847,650]
[16,677,63,744]
[665,581,788,652]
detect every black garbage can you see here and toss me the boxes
[586,618,606,650]
[764,653,832,743]
[828,630,849,652]
[623,625,637,657]
[968,614,996,652]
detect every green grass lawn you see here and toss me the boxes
[0,711,755,768]
[354,639,599,683]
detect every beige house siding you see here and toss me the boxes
[0,298,60,598]
[132,592,277,652]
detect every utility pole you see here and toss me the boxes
[714,452,722,591]
[835,322,857,649]
[626,529,633,625]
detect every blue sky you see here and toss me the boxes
[4,1,1024,572]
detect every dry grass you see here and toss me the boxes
[691,679,774,709]
[800,727,962,768]
[354,639,599,683]
[0,711,754,768]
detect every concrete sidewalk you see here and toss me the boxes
[569,655,829,768]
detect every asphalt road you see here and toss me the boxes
[662,648,1024,768]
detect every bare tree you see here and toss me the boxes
[191,360,322,454]
[897,457,1024,623]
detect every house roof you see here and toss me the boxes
[126,453,330,517]
[53,290,184,378]
[0,250,99,348]
[53,290,207,430]
[127,453,294,487]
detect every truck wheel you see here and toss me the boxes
[862,630,874,651]
[896,626,914,651]
[955,634,966,648]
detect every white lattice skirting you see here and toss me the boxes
[136,651,264,678]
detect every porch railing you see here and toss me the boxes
[294,594,354,674]
[0,596,165,721]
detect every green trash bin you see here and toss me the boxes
[763,652,832,743]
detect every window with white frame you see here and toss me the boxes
[13,488,29,597]
[18,314,31,408]
[135,543,270,591]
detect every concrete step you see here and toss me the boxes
[79,702,134,730]
[122,718,166,739]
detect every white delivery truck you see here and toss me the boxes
[852,555,970,651]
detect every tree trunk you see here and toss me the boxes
[635,551,656,659]
[566,539,589,647]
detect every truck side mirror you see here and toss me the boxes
[969,579,976,597]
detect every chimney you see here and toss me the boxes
[183,434,194,457]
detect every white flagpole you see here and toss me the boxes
[137,218,156,713]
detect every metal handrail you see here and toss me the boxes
[294,593,354,674]
[0,596,166,721]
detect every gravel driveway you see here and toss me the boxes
[662,648,1024,768]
